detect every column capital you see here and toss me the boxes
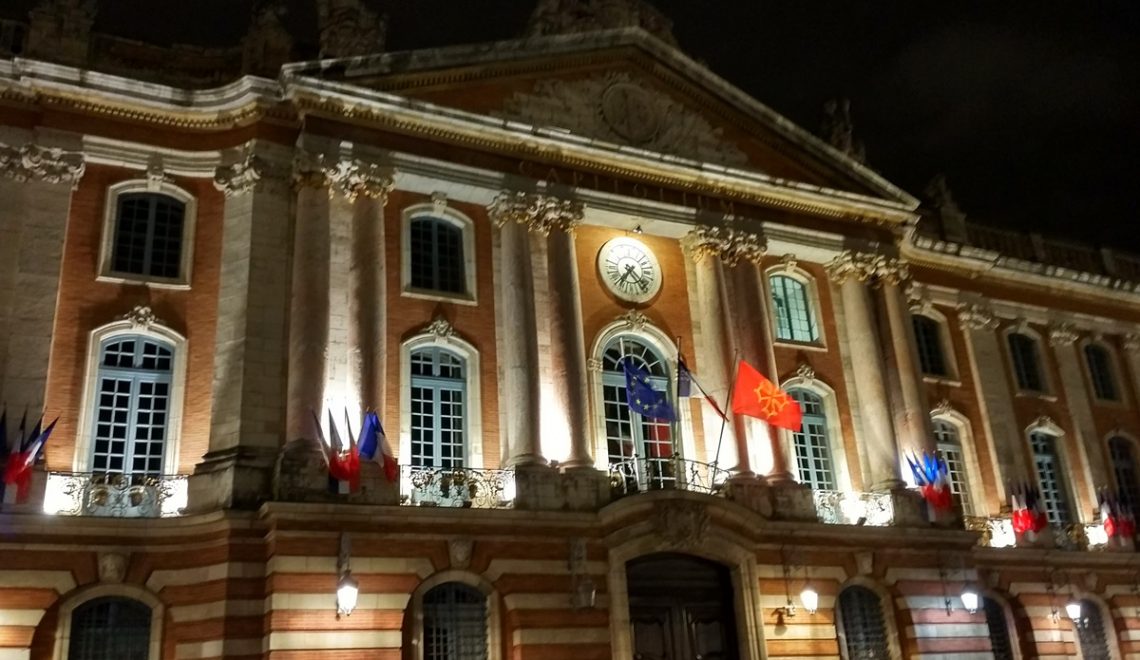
[824,251,909,285]
[1124,333,1140,355]
[215,153,293,196]
[1048,323,1080,347]
[0,141,86,188]
[327,159,395,203]
[956,303,999,331]
[487,190,584,235]
[683,225,766,266]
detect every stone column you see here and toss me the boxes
[0,142,84,422]
[1050,324,1106,518]
[878,266,937,458]
[825,252,902,490]
[192,150,293,510]
[958,303,1026,506]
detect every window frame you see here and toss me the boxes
[910,311,959,382]
[74,320,187,474]
[54,584,164,660]
[408,346,469,469]
[980,591,1022,660]
[410,571,502,660]
[400,327,484,470]
[1026,422,1075,526]
[834,581,902,660]
[764,266,826,350]
[98,181,196,289]
[1072,595,1121,660]
[1107,434,1140,510]
[929,411,984,516]
[1003,327,1052,396]
[779,375,852,492]
[1081,340,1122,403]
[401,203,477,305]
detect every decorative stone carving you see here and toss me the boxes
[855,551,874,576]
[956,303,999,331]
[821,98,866,164]
[327,160,395,203]
[906,283,935,316]
[1031,415,1057,430]
[794,363,815,382]
[448,538,474,570]
[1012,318,1031,336]
[317,0,387,59]
[586,357,603,372]
[778,253,798,272]
[684,225,766,266]
[214,154,265,197]
[487,191,584,236]
[824,251,909,285]
[615,309,650,331]
[97,552,128,583]
[499,72,748,167]
[292,151,330,189]
[526,0,678,46]
[931,399,956,417]
[424,317,455,339]
[1048,323,1079,347]
[146,156,172,191]
[652,500,709,550]
[0,142,85,188]
[1125,334,1140,355]
[120,305,159,329]
[431,191,449,214]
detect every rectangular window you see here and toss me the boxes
[912,316,948,376]
[770,275,818,343]
[410,218,465,294]
[1008,333,1044,392]
[111,193,186,281]
[1084,345,1119,401]
[410,348,466,468]
[1030,432,1071,525]
[92,337,173,476]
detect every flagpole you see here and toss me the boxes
[713,351,741,469]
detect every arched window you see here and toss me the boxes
[601,336,675,487]
[69,596,152,660]
[410,347,467,468]
[109,193,187,280]
[1109,436,1140,509]
[837,585,890,660]
[423,582,488,660]
[933,419,973,514]
[982,597,1015,660]
[1007,333,1045,392]
[912,315,948,377]
[91,336,174,475]
[1029,430,1071,524]
[1075,599,1111,660]
[788,388,834,490]
[769,274,819,343]
[409,216,466,295]
[1084,344,1119,401]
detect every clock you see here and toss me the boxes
[597,237,662,304]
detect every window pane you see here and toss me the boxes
[91,336,173,475]
[912,316,947,376]
[69,597,151,660]
[601,336,676,490]
[983,598,1015,660]
[1008,334,1044,391]
[409,348,466,468]
[409,217,466,294]
[1030,432,1071,524]
[1084,344,1119,400]
[838,586,890,660]
[111,194,185,280]
[789,389,834,489]
[934,420,972,514]
[1076,600,1111,660]
[1109,437,1140,509]
[770,275,818,342]
[423,583,488,660]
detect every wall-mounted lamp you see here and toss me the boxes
[336,533,358,619]
[800,585,819,615]
[1066,600,1085,628]
[960,588,980,615]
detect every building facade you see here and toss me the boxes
[2,1,1140,659]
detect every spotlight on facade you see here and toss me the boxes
[337,571,359,618]
[1065,600,1083,626]
[800,585,819,614]
[960,588,980,614]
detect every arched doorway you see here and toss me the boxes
[626,553,739,659]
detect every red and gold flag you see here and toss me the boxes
[731,361,803,432]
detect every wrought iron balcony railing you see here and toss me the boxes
[43,472,188,518]
[608,456,731,497]
[813,489,894,526]
[400,466,515,509]
[964,515,1120,551]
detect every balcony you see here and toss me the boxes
[608,456,731,497]
[43,472,188,518]
[812,489,895,526]
[400,466,515,509]
[965,516,1125,551]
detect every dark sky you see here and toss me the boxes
[9,1,1138,249]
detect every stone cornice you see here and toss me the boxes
[684,225,766,266]
[0,141,85,187]
[824,251,909,285]
[487,191,584,236]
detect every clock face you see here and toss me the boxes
[597,237,662,303]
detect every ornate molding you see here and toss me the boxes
[794,362,815,382]
[586,357,604,373]
[448,538,473,570]
[431,190,448,215]
[145,156,172,191]
[1031,414,1057,430]
[906,283,935,316]
[778,253,798,272]
[1125,334,1140,356]
[1048,323,1080,347]
[652,500,709,550]
[931,398,957,417]
[0,142,86,188]
[424,317,455,340]
[956,303,999,331]
[487,191,584,236]
[120,305,160,329]
[214,155,264,197]
[327,159,395,203]
[97,552,128,584]
[615,309,650,332]
[824,251,909,286]
[684,225,766,266]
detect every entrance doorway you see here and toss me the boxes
[626,553,740,660]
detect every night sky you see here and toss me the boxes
[7,1,1138,249]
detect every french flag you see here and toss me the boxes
[358,411,398,483]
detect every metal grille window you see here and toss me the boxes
[1109,437,1140,509]
[423,583,488,660]
[838,586,890,660]
[410,217,465,294]
[111,193,186,280]
[1076,599,1111,660]
[1007,333,1045,392]
[983,598,1015,660]
[789,389,834,489]
[410,347,466,468]
[68,596,151,660]
[602,336,675,487]
[1030,431,1072,525]
[934,420,973,515]
[92,337,173,475]
[770,275,819,343]
[912,315,947,376]
[1084,344,1119,401]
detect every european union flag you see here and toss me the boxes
[622,358,676,422]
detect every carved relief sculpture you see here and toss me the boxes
[684,225,766,266]
[487,191,584,236]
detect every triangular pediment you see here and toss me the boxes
[294,29,914,205]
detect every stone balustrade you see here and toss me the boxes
[43,472,188,518]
